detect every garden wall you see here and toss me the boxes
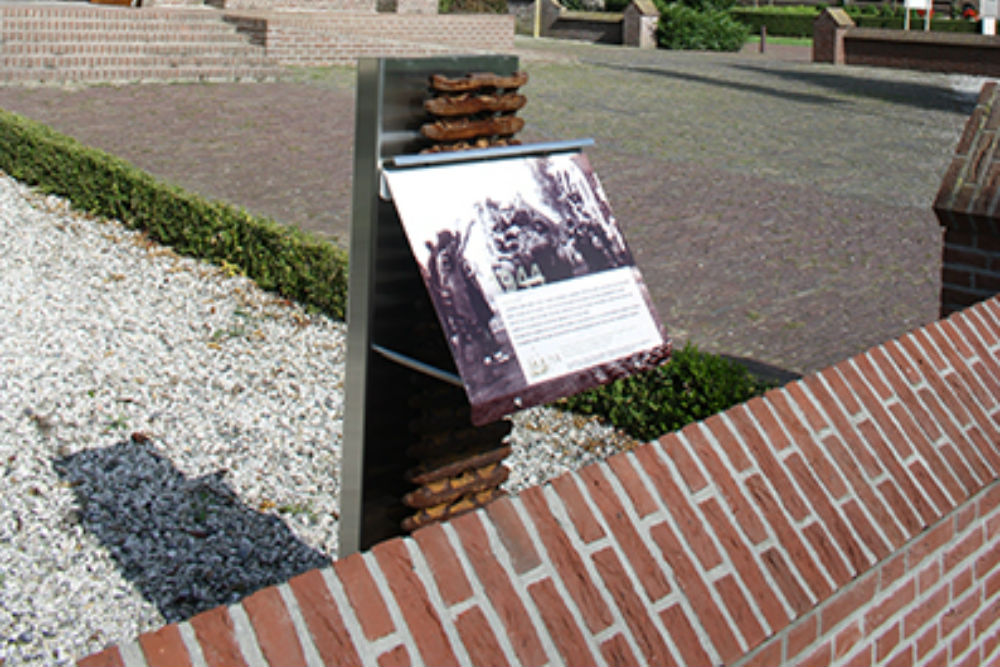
[79,292,1000,666]
[538,0,625,43]
[814,9,1000,76]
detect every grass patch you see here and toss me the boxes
[748,34,811,46]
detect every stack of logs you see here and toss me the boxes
[401,384,513,532]
[420,71,528,153]
[400,70,529,532]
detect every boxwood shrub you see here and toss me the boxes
[0,108,348,320]
[557,343,772,442]
[657,2,750,50]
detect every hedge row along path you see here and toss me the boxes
[0,37,981,378]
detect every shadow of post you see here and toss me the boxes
[53,441,331,623]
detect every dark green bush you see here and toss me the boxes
[558,343,772,442]
[730,6,818,37]
[679,0,737,13]
[0,108,349,319]
[657,2,750,50]
[439,0,507,13]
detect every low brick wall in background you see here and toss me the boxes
[80,293,1000,666]
[813,9,1000,76]
[544,11,623,44]
[845,29,1000,77]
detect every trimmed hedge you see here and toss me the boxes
[854,15,977,31]
[0,108,348,320]
[730,5,979,36]
[557,343,772,442]
[439,0,507,12]
[730,6,816,37]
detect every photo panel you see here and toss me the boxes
[385,151,670,424]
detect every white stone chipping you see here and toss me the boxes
[0,172,635,666]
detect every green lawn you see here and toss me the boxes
[747,34,812,46]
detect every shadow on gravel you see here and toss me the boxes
[585,62,842,106]
[53,441,330,623]
[731,64,978,114]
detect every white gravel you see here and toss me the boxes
[0,171,636,666]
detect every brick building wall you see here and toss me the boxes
[935,82,1000,318]
[812,10,1000,77]
[79,294,1000,666]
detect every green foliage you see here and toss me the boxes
[0,108,348,320]
[729,6,818,37]
[679,0,737,13]
[604,0,631,11]
[558,343,772,442]
[853,13,977,31]
[439,0,507,13]
[657,2,750,50]
[729,4,977,36]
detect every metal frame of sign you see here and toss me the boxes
[341,55,581,554]
[340,55,662,555]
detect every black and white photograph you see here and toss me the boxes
[385,152,669,423]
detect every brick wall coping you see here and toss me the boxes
[80,296,1000,666]
[934,81,1000,228]
[845,27,1000,47]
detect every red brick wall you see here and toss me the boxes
[743,482,1000,667]
[811,16,1000,77]
[79,296,1000,666]
[261,13,515,65]
[935,82,1000,317]
[843,31,1000,77]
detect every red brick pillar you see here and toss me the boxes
[934,82,1000,316]
[812,8,854,64]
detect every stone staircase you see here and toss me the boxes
[0,0,515,84]
[0,3,287,84]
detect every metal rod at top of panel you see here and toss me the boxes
[385,138,596,170]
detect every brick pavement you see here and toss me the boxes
[0,38,982,377]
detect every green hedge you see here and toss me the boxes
[439,0,507,12]
[730,5,979,36]
[854,15,977,31]
[730,6,817,37]
[0,108,349,320]
[557,343,772,442]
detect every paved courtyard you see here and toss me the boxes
[0,37,986,378]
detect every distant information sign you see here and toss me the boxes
[385,152,670,424]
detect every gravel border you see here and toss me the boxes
[0,172,635,665]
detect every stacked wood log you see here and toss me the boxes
[401,384,512,532]
[421,71,528,153]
